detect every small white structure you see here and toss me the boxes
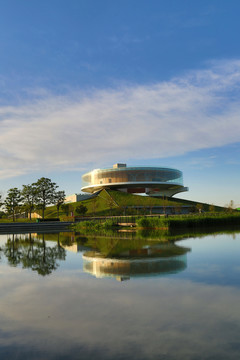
[64,193,92,203]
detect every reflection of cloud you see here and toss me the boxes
[0,60,240,178]
[0,265,240,359]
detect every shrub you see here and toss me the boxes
[136,217,151,227]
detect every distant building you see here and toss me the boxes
[81,163,188,197]
[64,194,81,203]
[29,212,42,219]
[64,193,92,203]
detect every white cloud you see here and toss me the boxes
[1,59,240,179]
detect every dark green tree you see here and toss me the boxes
[209,204,215,213]
[53,190,66,217]
[21,184,37,220]
[61,203,74,217]
[34,177,58,220]
[196,203,203,214]
[75,204,88,216]
[61,203,70,216]
[4,188,23,221]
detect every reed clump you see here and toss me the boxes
[136,214,240,229]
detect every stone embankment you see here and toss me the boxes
[0,221,72,234]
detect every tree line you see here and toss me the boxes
[0,177,66,221]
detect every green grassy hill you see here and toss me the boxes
[41,189,225,219]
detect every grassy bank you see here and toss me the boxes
[0,218,37,223]
[136,213,240,229]
[73,213,240,234]
[73,219,119,233]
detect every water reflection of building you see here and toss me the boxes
[83,243,190,281]
[61,243,81,253]
[61,243,91,253]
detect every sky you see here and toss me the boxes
[0,0,240,207]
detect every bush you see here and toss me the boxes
[102,219,118,229]
[136,217,167,228]
[136,218,150,227]
[59,215,75,222]
[75,204,88,216]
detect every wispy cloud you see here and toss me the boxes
[0,59,240,179]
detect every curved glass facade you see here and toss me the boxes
[82,167,183,188]
[81,164,188,197]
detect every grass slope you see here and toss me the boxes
[41,189,225,219]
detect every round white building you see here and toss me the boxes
[81,163,188,197]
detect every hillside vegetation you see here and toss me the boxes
[41,189,225,219]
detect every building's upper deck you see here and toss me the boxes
[82,164,184,191]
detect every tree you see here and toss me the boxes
[175,204,182,214]
[53,190,66,217]
[61,203,70,216]
[209,204,215,213]
[75,204,88,216]
[4,188,23,221]
[196,203,203,214]
[21,184,37,220]
[227,200,234,213]
[34,177,58,220]
[61,203,74,217]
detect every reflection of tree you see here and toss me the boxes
[60,235,74,247]
[3,233,66,276]
[55,233,67,261]
[4,234,22,266]
[27,234,57,275]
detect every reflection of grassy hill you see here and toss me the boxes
[83,239,190,259]
[42,189,225,219]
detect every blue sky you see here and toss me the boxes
[0,0,240,207]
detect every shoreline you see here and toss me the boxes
[0,221,72,234]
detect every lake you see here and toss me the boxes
[0,230,240,359]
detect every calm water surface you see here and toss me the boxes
[0,230,240,359]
